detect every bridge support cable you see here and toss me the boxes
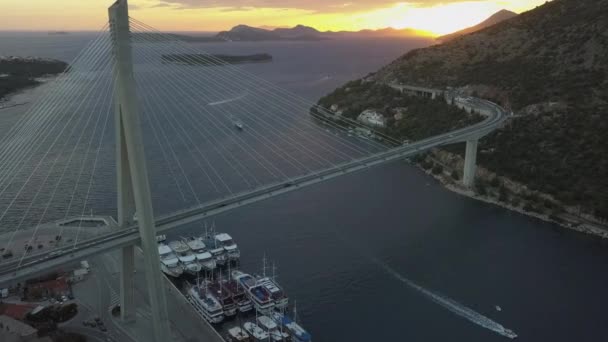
[0,48,117,259]
[0,27,111,169]
[124,21,402,207]
[0,33,113,192]
[129,18,402,148]
[128,20,393,156]
[129,38,359,171]
[131,46,317,178]
[17,67,117,267]
[136,70,258,194]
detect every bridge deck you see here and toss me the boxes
[0,96,507,286]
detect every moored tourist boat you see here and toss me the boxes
[226,327,251,342]
[223,277,253,313]
[271,310,311,342]
[243,322,269,341]
[208,279,238,317]
[187,282,225,324]
[215,233,241,262]
[187,237,217,271]
[257,315,290,341]
[232,270,275,314]
[158,243,183,278]
[170,240,201,275]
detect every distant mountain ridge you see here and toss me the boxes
[437,9,517,42]
[216,24,426,41]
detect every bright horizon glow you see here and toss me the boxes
[0,0,550,36]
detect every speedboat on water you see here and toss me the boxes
[504,329,518,339]
[234,119,244,130]
[169,240,201,275]
[158,243,183,278]
[243,322,269,341]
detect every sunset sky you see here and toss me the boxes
[1,0,549,36]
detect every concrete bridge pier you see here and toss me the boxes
[110,1,171,341]
[463,139,479,188]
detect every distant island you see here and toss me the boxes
[0,57,68,101]
[133,24,431,44]
[216,24,428,42]
[161,53,272,66]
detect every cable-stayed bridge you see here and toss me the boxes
[0,1,507,341]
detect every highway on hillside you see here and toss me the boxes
[0,96,508,286]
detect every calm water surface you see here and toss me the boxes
[1,32,607,342]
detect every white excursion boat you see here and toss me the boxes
[257,259,288,310]
[170,240,201,275]
[256,276,288,310]
[226,327,251,342]
[215,233,241,262]
[232,270,275,314]
[187,237,217,271]
[257,315,289,341]
[158,243,183,278]
[243,322,269,341]
[187,283,225,324]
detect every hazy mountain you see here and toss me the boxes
[437,9,517,42]
[215,24,428,41]
[336,0,608,219]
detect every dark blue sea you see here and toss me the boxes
[1,31,608,342]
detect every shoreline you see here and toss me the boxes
[415,161,608,240]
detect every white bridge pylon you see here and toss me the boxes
[109,1,171,341]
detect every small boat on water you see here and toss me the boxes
[170,240,201,275]
[243,322,269,341]
[158,243,183,278]
[187,282,225,324]
[234,119,244,130]
[226,327,251,342]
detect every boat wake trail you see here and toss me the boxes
[372,258,518,339]
[208,92,248,106]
